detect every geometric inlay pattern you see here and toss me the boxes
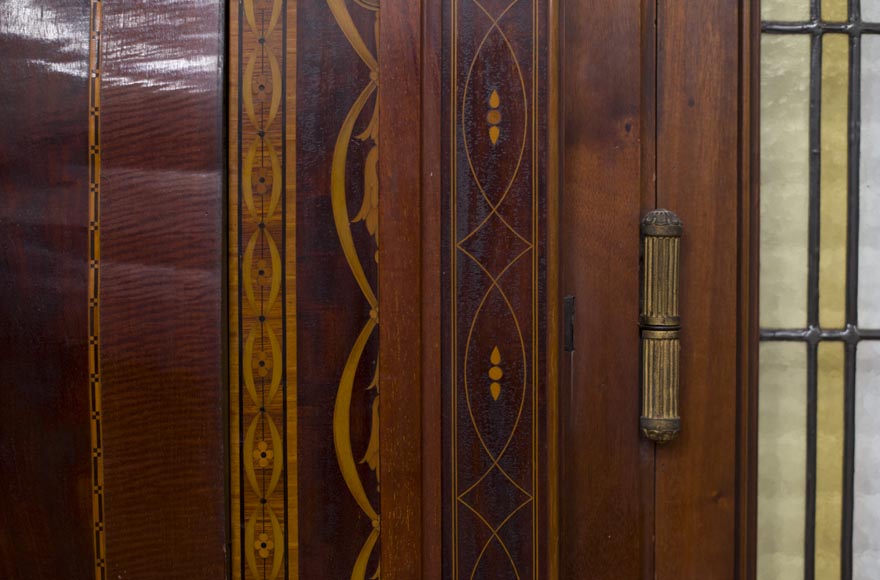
[444,0,547,578]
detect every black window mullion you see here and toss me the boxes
[841,0,862,575]
[804,14,823,577]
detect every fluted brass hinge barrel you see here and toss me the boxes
[639,209,682,443]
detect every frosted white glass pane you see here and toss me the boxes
[860,37,880,328]
[763,0,810,20]
[854,342,880,579]
[761,35,811,328]
[758,342,807,580]
[864,0,880,23]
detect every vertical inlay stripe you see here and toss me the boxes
[87,2,106,578]
[230,1,292,577]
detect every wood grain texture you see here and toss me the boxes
[422,0,444,576]
[558,0,647,577]
[441,0,549,576]
[0,2,93,577]
[99,1,227,577]
[737,0,760,577]
[654,0,741,577]
[379,0,424,578]
[295,2,382,576]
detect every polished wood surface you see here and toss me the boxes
[295,2,381,576]
[440,0,551,576]
[558,0,649,577]
[379,0,426,578]
[0,1,227,578]
[654,0,743,577]
[0,2,93,577]
[98,1,227,577]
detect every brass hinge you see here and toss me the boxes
[639,209,682,443]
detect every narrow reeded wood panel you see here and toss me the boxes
[229,1,381,578]
[441,0,548,577]
[0,2,93,577]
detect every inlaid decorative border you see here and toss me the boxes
[230,1,293,578]
[327,1,382,578]
[448,0,544,577]
[88,1,106,578]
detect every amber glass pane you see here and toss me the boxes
[860,36,880,328]
[823,0,848,22]
[819,35,849,329]
[758,343,807,580]
[763,0,810,20]
[816,343,844,579]
[855,343,880,577]
[761,35,811,328]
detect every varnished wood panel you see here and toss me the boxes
[379,0,426,578]
[441,1,549,577]
[0,2,93,577]
[99,1,227,577]
[295,1,381,577]
[654,0,741,577]
[558,0,648,577]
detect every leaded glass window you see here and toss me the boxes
[760,2,880,578]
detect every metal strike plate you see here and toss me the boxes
[639,209,682,443]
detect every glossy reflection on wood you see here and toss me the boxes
[0,2,93,577]
[99,1,227,577]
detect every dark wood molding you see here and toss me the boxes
[736,0,761,577]
[422,0,444,576]
[379,1,425,578]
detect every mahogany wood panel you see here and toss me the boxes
[229,0,385,577]
[295,2,381,577]
[441,0,549,577]
[379,0,425,579]
[654,0,742,577]
[558,0,649,577]
[0,2,93,577]
[99,1,227,577]
[421,0,444,576]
